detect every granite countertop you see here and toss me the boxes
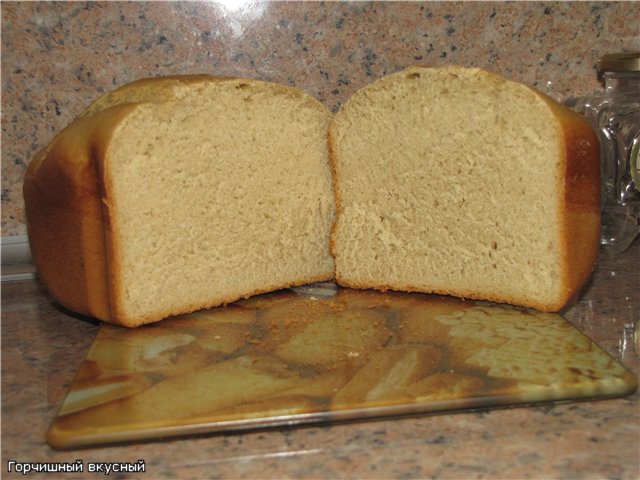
[2,2,639,478]
[2,241,638,479]
[2,1,640,235]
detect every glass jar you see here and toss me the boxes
[573,52,640,254]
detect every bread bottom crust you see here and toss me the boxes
[334,275,564,313]
[119,271,336,327]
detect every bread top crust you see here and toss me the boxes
[81,74,329,118]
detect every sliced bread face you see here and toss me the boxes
[104,80,335,325]
[25,77,335,327]
[329,66,600,312]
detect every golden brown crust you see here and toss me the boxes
[24,106,137,321]
[24,75,332,327]
[542,96,600,310]
[82,75,328,118]
[80,75,216,117]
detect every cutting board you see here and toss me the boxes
[47,283,637,449]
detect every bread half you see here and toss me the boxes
[24,76,335,327]
[329,66,600,312]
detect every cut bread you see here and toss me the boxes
[329,66,600,312]
[24,76,335,327]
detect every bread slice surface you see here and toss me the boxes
[329,66,600,311]
[24,76,335,326]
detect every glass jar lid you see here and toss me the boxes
[596,52,640,73]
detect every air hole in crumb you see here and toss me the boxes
[407,72,421,80]
[236,83,250,89]
[491,241,498,250]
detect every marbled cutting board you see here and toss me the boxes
[47,283,637,449]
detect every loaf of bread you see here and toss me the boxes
[329,66,600,312]
[24,76,336,327]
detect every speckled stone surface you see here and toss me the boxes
[2,1,639,234]
[2,242,638,478]
[1,2,639,477]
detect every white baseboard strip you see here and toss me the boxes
[1,235,36,282]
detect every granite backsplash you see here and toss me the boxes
[2,1,639,236]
